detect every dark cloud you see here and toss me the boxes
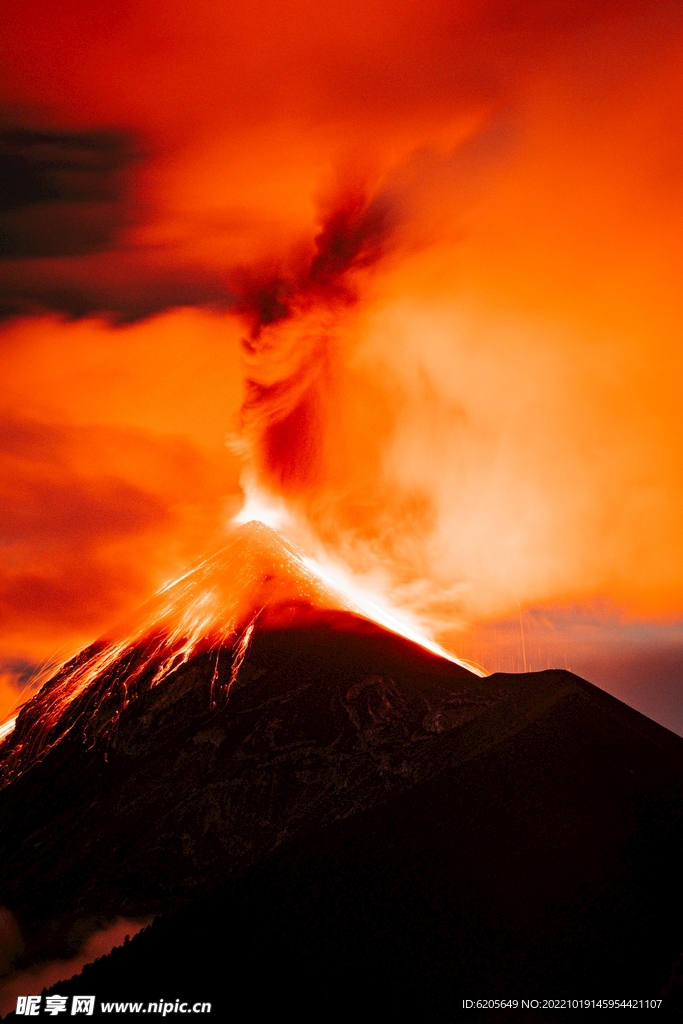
[0,122,237,320]
[0,128,131,209]
[0,251,235,324]
[234,188,396,333]
[230,185,399,494]
[0,126,137,259]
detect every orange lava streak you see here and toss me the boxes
[0,520,482,784]
[0,525,364,779]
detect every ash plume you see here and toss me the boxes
[231,187,398,494]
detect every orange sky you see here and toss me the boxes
[1,0,683,728]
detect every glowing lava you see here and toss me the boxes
[234,488,478,668]
[0,521,479,785]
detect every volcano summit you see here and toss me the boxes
[0,525,682,1018]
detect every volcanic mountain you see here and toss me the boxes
[1,523,682,1018]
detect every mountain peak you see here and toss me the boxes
[148,519,348,634]
[0,522,348,785]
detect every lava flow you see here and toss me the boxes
[0,520,478,786]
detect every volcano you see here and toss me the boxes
[1,524,682,1018]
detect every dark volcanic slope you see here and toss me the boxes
[1,600,682,1019]
[34,665,683,1021]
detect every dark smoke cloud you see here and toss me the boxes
[0,119,239,323]
[0,126,136,260]
[231,185,399,494]
[229,114,516,497]
[233,189,396,330]
[0,121,237,323]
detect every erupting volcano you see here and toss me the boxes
[0,522,492,939]
[0,520,475,786]
[0,519,682,1015]
[2,0,683,1017]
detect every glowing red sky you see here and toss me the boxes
[1,0,683,731]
